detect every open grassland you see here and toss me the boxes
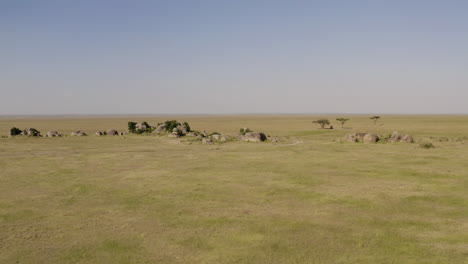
[1,115,467,263]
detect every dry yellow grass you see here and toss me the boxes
[0,115,467,263]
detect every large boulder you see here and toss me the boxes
[45,131,62,137]
[241,132,267,142]
[152,124,166,134]
[135,123,148,132]
[106,129,119,136]
[71,131,87,136]
[363,133,379,143]
[400,134,414,143]
[22,128,41,137]
[176,124,187,135]
[95,131,105,136]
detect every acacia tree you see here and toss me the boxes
[313,119,330,129]
[370,116,381,125]
[336,118,350,128]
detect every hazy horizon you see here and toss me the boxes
[2,1,468,115]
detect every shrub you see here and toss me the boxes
[419,142,435,149]
[183,122,191,132]
[128,122,137,133]
[10,127,22,136]
[164,120,181,133]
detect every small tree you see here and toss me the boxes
[370,116,381,125]
[336,118,350,128]
[312,119,330,129]
[10,127,22,136]
[128,122,137,133]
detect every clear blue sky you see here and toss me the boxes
[1,0,468,114]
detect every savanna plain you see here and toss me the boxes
[0,115,467,264]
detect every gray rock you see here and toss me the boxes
[95,131,104,136]
[135,123,147,131]
[363,133,379,143]
[388,131,402,143]
[106,129,119,136]
[241,132,267,142]
[176,124,187,135]
[71,131,87,136]
[400,134,414,143]
[22,128,41,137]
[152,124,166,134]
[202,138,213,144]
[186,132,198,137]
[201,130,208,137]
[45,131,62,137]
[120,131,129,135]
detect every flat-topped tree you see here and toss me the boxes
[336,118,350,128]
[312,119,330,129]
[370,116,381,125]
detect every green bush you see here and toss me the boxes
[128,122,137,133]
[10,127,22,136]
[419,142,435,149]
[183,122,191,132]
[164,120,181,132]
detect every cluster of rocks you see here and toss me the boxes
[344,131,414,144]
[152,123,189,138]
[237,128,267,142]
[8,127,131,138]
[200,133,228,145]
[95,129,128,136]
[7,122,274,145]
[21,128,42,137]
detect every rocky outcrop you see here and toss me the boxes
[387,131,402,143]
[71,131,87,136]
[363,133,379,143]
[240,132,267,142]
[22,128,41,137]
[388,131,414,143]
[152,124,166,134]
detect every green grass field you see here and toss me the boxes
[1,115,467,263]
